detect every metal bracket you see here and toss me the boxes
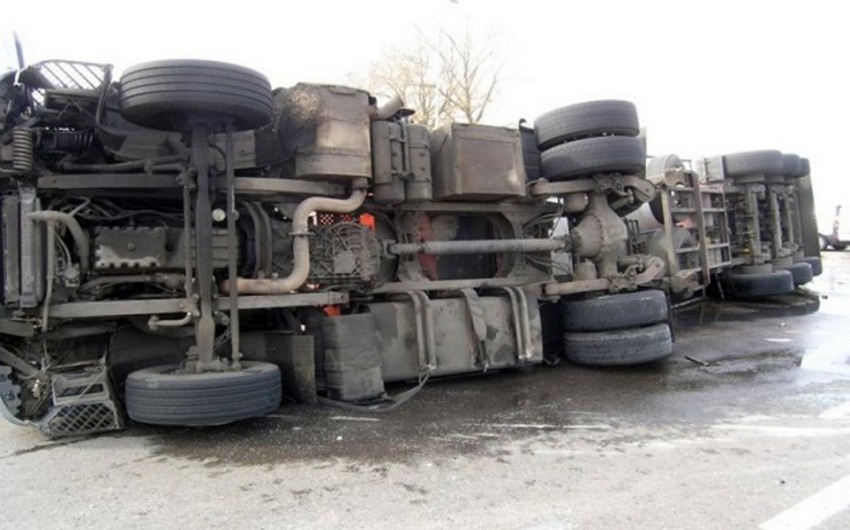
[0,344,39,378]
[542,255,665,296]
[499,286,534,363]
[531,178,595,197]
[530,175,655,203]
[457,288,491,369]
[620,175,656,203]
[398,290,437,373]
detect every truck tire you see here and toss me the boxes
[723,150,784,178]
[534,100,639,151]
[782,153,802,177]
[737,264,774,275]
[563,323,673,366]
[801,256,822,277]
[541,136,645,181]
[119,59,273,132]
[725,269,794,297]
[777,262,813,285]
[648,227,697,273]
[645,154,690,224]
[646,154,684,185]
[561,289,668,332]
[520,121,542,181]
[125,361,282,426]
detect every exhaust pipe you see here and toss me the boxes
[221,188,367,295]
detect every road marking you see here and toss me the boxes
[759,475,850,530]
[820,402,850,420]
[713,425,850,437]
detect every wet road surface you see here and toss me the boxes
[1,252,849,529]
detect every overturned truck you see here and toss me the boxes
[0,57,757,436]
[625,150,821,304]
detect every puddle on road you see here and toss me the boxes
[673,294,820,326]
[139,260,850,467]
[139,345,818,467]
[137,368,620,466]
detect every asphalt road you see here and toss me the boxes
[2,252,849,529]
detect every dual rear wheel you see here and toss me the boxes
[561,290,672,367]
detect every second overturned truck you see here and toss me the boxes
[0,57,815,436]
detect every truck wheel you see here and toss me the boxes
[722,150,784,178]
[520,121,542,181]
[125,361,282,426]
[561,289,668,332]
[737,264,774,275]
[776,262,813,285]
[725,269,794,297]
[647,227,697,274]
[646,154,684,185]
[541,136,645,181]
[119,59,273,132]
[563,323,673,366]
[834,244,847,251]
[534,100,639,151]
[802,256,822,277]
[782,153,802,177]
[820,235,829,251]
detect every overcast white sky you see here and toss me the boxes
[7,0,848,225]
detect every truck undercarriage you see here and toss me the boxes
[0,57,815,436]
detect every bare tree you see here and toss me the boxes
[433,28,501,124]
[355,26,502,129]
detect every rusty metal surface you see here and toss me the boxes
[570,192,628,278]
[225,177,346,197]
[242,332,317,404]
[430,123,526,201]
[388,238,566,256]
[277,84,372,180]
[370,276,545,294]
[371,121,431,204]
[49,292,349,319]
[367,291,542,382]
